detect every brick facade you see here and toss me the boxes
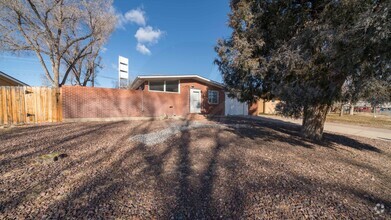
[142,79,225,116]
[62,79,225,119]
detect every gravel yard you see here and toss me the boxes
[0,117,390,219]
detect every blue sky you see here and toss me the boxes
[0,0,231,88]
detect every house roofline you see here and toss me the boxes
[130,74,224,89]
[0,71,29,86]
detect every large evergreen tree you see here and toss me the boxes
[215,0,390,140]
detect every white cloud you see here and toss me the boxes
[115,7,146,29]
[136,43,151,55]
[124,8,146,26]
[135,26,163,43]
[112,7,165,55]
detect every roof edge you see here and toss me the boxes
[0,71,29,86]
[130,75,224,89]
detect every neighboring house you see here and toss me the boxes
[249,99,280,115]
[130,75,226,115]
[355,100,391,108]
[0,71,29,86]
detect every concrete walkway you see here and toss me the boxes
[249,115,391,141]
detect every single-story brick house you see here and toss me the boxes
[0,71,29,86]
[130,75,225,115]
[61,74,280,121]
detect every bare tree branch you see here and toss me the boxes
[0,0,117,87]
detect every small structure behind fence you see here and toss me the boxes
[0,86,62,125]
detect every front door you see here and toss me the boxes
[190,89,201,113]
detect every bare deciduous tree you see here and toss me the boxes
[0,0,116,88]
[63,41,102,86]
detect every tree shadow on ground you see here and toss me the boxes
[168,121,246,219]
[0,123,67,141]
[0,120,147,213]
[0,117,389,219]
[210,116,382,153]
[107,118,247,218]
[0,121,127,173]
[32,118,248,219]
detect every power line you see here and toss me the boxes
[97,75,117,80]
[0,55,50,63]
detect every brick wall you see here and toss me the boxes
[62,86,190,119]
[62,80,225,119]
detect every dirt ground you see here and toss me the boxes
[0,117,390,219]
[326,113,391,129]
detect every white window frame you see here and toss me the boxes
[148,80,180,93]
[208,90,219,104]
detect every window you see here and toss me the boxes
[208,90,219,104]
[149,81,164,91]
[165,80,179,92]
[149,80,180,93]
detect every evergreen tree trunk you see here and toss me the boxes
[302,104,330,141]
[339,103,344,116]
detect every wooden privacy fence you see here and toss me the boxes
[0,86,62,125]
